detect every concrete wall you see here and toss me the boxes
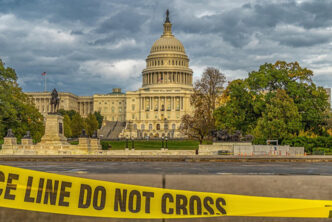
[199,143,305,156]
[0,174,331,222]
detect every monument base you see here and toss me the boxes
[39,114,69,145]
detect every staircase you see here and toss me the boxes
[98,121,126,139]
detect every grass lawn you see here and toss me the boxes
[100,140,211,150]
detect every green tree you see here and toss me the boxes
[0,59,44,141]
[214,61,329,138]
[85,113,98,136]
[63,114,72,138]
[70,113,85,137]
[247,61,329,134]
[93,111,103,129]
[214,79,262,134]
[253,90,302,141]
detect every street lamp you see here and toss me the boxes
[161,137,164,148]
[165,136,168,149]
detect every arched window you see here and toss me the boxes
[172,124,176,129]
[161,60,163,65]
[156,124,161,130]
[158,60,160,65]
[176,61,177,65]
[141,124,145,130]
[164,123,169,130]
[149,124,153,130]
[133,124,137,130]
[172,60,174,65]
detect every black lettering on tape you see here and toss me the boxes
[189,195,202,215]
[142,191,154,213]
[93,186,106,210]
[216,197,227,215]
[58,181,72,207]
[161,193,174,214]
[44,179,59,205]
[176,194,188,215]
[0,171,4,196]
[36,178,45,204]
[24,176,35,203]
[78,184,92,208]
[203,197,214,215]
[114,188,127,212]
[5,173,19,200]
[128,190,141,213]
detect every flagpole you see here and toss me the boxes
[44,74,46,92]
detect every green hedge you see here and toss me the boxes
[282,136,332,153]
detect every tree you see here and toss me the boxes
[180,67,226,143]
[0,59,44,141]
[94,111,103,129]
[247,61,329,134]
[70,113,85,137]
[214,79,262,134]
[85,113,98,136]
[214,61,330,139]
[63,114,72,138]
[252,90,302,141]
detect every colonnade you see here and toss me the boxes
[139,96,184,112]
[143,72,192,86]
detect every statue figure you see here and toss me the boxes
[50,88,60,113]
[165,9,170,22]
[23,131,31,139]
[80,129,88,138]
[92,130,98,138]
[6,129,14,137]
[211,129,253,142]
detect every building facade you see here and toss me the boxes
[26,12,194,139]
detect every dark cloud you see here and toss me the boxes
[0,0,331,96]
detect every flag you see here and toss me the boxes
[41,72,46,76]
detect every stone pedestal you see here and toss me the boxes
[90,138,101,150]
[2,137,17,153]
[4,137,17,145]
[78,137,90,150]
[22,138,33,145]
[40,114,69,145]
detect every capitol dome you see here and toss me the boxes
[142,10,193,88]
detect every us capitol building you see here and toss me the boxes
[26,11,194,139]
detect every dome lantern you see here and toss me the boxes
[163,9,172,36]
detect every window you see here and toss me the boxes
[164,123,168,130]
[141,124,145,130]
[156,124,161,130]
[133,124,137,130]
[172,124,176,129]
[149,124,153,130]
[119,108,122,113]
[146,113,149,119]
[132,104,135,111]
[132,114,135,119]
[112,107,115,113]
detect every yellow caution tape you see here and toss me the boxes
[0,165,331,219]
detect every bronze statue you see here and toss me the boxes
[6,129,14,137]
[165,9,170,22]
[50,88,60,113]
[211,129,253,142]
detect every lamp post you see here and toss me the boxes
[165,136,168,149]
[126,136,129,149]
[131,137,135,149]
[161,137,164,148]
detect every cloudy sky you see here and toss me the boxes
[0,0,331,95]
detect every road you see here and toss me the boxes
[1,161,332,175]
